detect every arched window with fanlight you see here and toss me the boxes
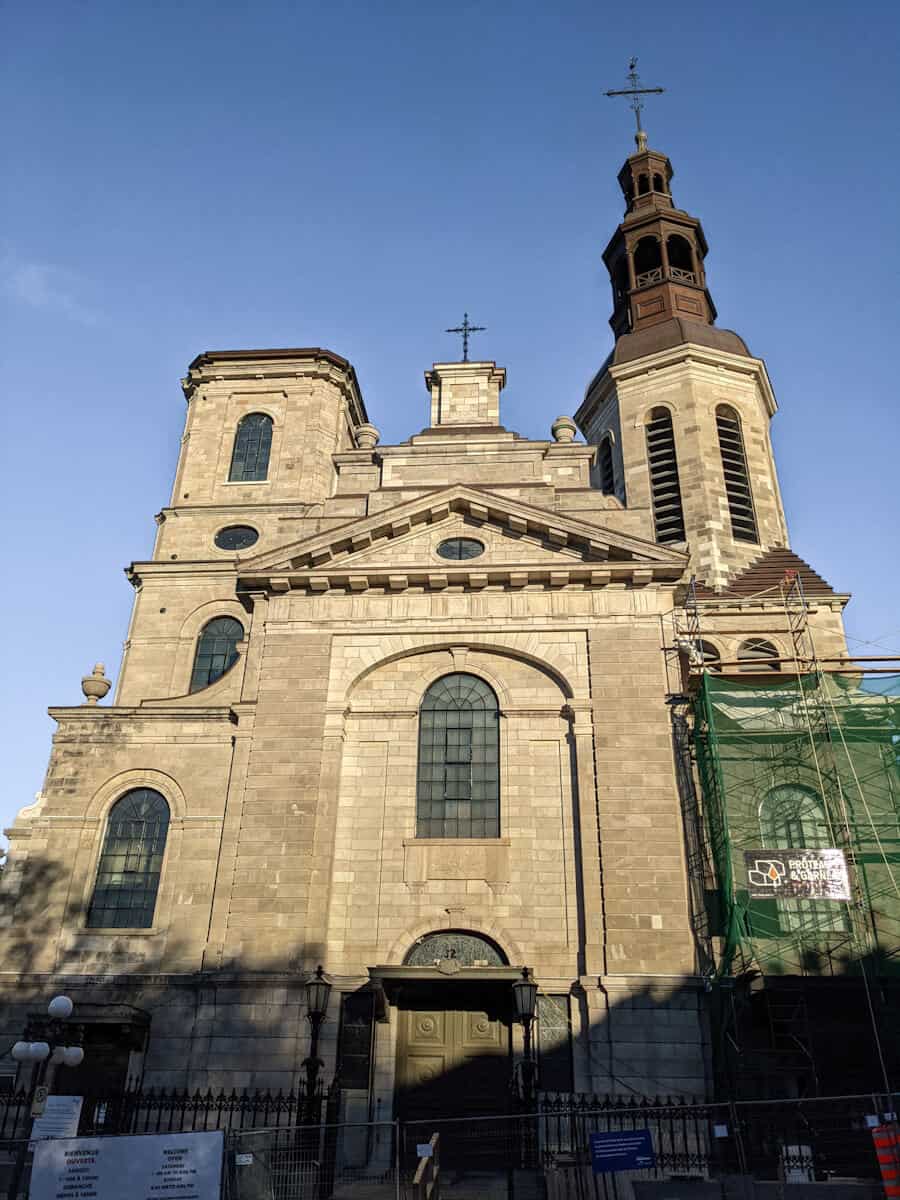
[760,785,847,934]
[87,789,170,928]
[190,617,244,692]
[417,673,499,839]
[646,407,686,543]
[738,638,781,672]
[716,405,759,543]
[229,412,273,482]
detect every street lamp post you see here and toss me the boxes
[302,966,332,1120]
[512,967,539,1109]
[8,995,85,1200]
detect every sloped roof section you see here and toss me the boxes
[694,547,837,599]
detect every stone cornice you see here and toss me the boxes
[181,346,367,427]
[48,705,237,726]
[609,341,777,417]
[576,339,777,428]
[242,564,681,594]
[695,594,851,613]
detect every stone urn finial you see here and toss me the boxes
[355,423,380,450]
[81,663,111,706]
[551,415,577,443]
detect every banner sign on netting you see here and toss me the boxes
[744,848,851,900]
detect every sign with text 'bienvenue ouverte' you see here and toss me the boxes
[744,848,851,901]
[29,1129,223,1200]
[589,1128,655,1173]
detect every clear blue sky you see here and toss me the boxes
[2,0,898,838]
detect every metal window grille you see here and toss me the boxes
[228,412,273,482]
[416,673,500,838]
[190,616,244,692]
[598,437,615,495]
[436,537,484,560]
[337,991,376,1091]
[536,995,574,1092]
[716,407,759,543]
[87,789,169,929]
[646,409,686,543]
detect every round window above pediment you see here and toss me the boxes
[214,525,259,551]
[437,537,484,561]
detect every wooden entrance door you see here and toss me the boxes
[396,1002,511,1122]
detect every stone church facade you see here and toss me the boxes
[1,137,851,1116]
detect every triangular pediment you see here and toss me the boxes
[237,485,687,593]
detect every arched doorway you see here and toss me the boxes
[394,930,514,1124]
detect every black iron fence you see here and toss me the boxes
[2,1086,898,1197]
[0,1079,337,1141]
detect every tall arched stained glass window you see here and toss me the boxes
[87,789,169,928]
[228,412,273,482]
[417,673,499,839]
[760,785,847,934]
[190,617,244,692]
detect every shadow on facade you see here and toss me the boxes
[1,846,896,1109]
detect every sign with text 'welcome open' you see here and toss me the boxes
[30,1129,223,1200]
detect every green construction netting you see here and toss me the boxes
[693,671,900,978]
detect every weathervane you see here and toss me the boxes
[605,58,665,152]
[445,312,485,363]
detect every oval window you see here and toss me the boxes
[214,525,259,551]
[437,537,484,561]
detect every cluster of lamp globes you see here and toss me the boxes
[10,996,85,1068]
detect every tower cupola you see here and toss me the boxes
[603,150,716,338]
[602,61,716,339]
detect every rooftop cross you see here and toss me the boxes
[604,58,665,152]
[445,312,486,363]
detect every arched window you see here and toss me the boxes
[404,930,506,966]
[646,408,686,543]
[228,412,273,482]
[666,234,695,278]
[190,617,244,692]
[633,236,662,283]
[738,638,781,672]
[652,172,665,193]
[87,789,170,928]
[698,641,721,672]
[760,786,847,933]
[716,406,759,543]
[637,173,650,195]
[598,436,615,495]
[612,257,630,305]
[417,673,499,839]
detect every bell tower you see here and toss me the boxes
[577,69,790,589]
[605,148,715,337]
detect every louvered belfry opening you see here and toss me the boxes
[598,436,615,495]
[645,407,686,543]
[716,406,759,543]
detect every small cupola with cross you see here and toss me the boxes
[425,312,505,428]
[602,61,716,338]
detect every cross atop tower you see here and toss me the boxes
[605,58,665,152]
[445,312,486,363]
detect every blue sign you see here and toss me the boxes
[589,1128,655,1173]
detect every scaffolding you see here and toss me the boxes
[665,575,900,1094]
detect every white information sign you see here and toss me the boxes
[30,1095,83,1142]
[30,1129,223,1200]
